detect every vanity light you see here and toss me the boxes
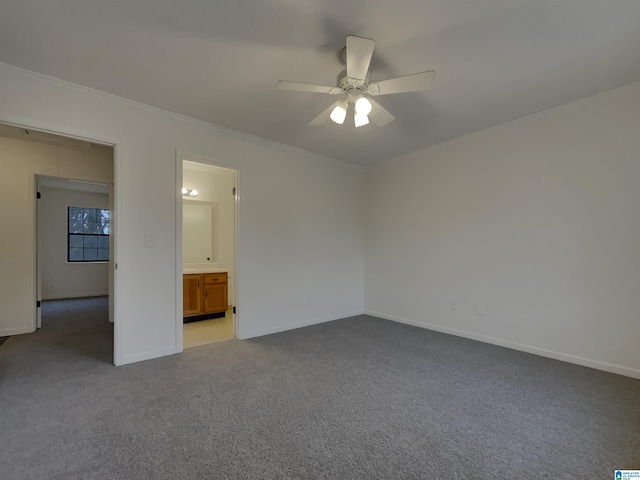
[181,187,188,195]
[182,188,198,197]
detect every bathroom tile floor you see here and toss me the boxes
[183,308,234,348]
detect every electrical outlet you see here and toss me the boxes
[450,299,457,310]
[475,303,484,316]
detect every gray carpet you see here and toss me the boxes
[1,298,638,479]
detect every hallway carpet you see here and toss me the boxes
[1,299,638,479]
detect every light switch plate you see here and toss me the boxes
[144,235,154,248]
[475,303,484,316]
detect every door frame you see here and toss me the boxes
[35,174,112,326]
[175,150,240,351]
[0,118,123,365]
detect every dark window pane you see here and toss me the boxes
[69,221,83,234]
[97,248,109,261]
[69,247,83,261]
[68,207,83,221]
[98,236,109,248]
[85,221,100,234]
[85,209,97,223]
[69,235,83,248]
[84,249,97,261]
[83,235,98,248]
[69,217,84,233]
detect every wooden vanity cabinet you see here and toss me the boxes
[183,272,228,318]
[183,274,202,316]
[203,273,228,314]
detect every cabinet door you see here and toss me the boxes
[203,283,227,313]
[183,275,202,316]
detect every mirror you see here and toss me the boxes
[183,200,218,264]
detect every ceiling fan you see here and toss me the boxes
[277,36,435,128]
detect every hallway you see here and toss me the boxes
[1,296,113,365]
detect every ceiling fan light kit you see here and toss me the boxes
[329,96,371,127]
[277,35,435,128]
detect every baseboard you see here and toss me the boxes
[122,346,177,365]
[42,292,108,300]
[240,310,365,340]
[365,310,640,380]
[0,326,34,337]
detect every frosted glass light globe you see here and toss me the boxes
[330,102,348,124]
[355,95,372,116]
[354,112,369,128]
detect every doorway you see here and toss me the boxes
[36,175,114,362]
[177,157,238,349]
[0,123,117,364]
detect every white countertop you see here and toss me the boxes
[183,268,228,274]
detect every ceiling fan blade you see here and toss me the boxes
[308,102,341,126]
[368,99,395,127]
[368,70,435,96]
[277,81,342,94]
[346,36,375,82]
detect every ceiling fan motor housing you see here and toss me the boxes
[338,75,371,101]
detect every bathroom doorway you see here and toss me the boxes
[176,157,238,349]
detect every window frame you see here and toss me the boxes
[67,206,110,263]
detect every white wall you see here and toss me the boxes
[39,187,109,300]
[183,162,236,304]
[0,62,365,364]
[365,83,640,378]
[0,135,113,337]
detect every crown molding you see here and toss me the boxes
[371,80,640,170]
[0,62,363,172]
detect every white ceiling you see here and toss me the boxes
[1,1,639,166]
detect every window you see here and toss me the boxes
[68,207,110,262]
